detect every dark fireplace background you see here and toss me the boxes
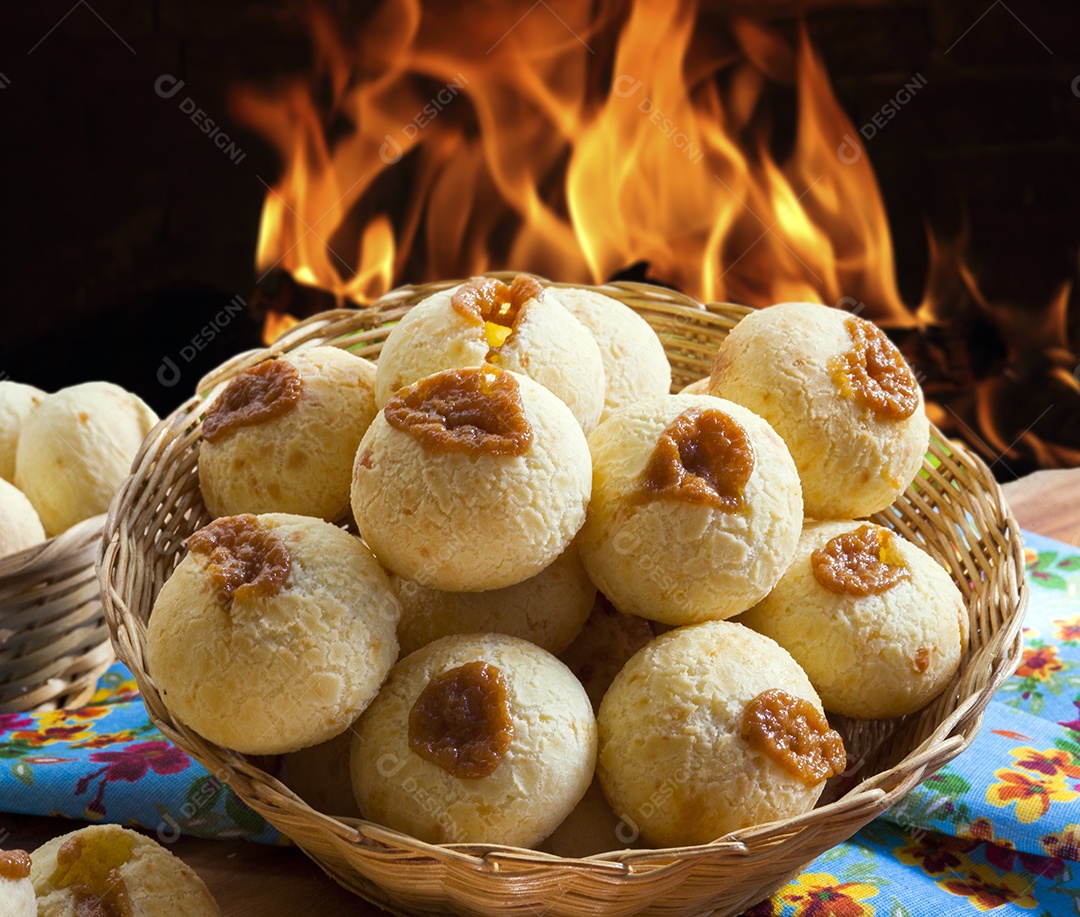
[0,0,1077,478]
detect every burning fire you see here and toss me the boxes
[235,0,1078,474]
[233,0,910,326]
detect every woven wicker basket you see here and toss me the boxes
[0,513,114,712]
[99,276,1027,917]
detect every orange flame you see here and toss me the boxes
[233,0,914,329]
[263,311,300,343]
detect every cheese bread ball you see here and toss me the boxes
[352,366,591,592]
[15,382,158,537]
[597,621,846,848]
[393,544,595,656]
[147,513,400,754]
[678,378,710,396]
[551,286,671,422]
[709,302,929,519]
[351,633,597,847]
[0,477,46,557]
[198,346,378,521]
[738,521,969,719]
[0,381,45,483]
[31,825,219,916]
[374,276,606,433]
[280,728,362,818]
[0,850,34,917]
[579,394,802,625]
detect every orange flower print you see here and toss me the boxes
[895,832,977,875]
[986,768,1080,823]
[6,706,113,746]
[1055,615,1080,644]
[778,872,877,917]
[937,863,1037,911]
[11,724,95,746]
[65,705,114,722]
[961,817,1001,844]
[1015,645,1064,681]
[1009,746,1080,780]
[1040,823,1080,861]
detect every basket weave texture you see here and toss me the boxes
[98,276,1027,917]
[0,513,114,712]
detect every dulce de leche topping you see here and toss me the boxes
[811,524,908,597]
[451,275,544,360]
[384,366,533,457]
[202,359,303,443]
[831,316,919,421]
[408,661,514,779]
[742,688,846,785]
[642,408,755,511]
[0,849,31,881]
[187,514,291,604]
[49,833,134,917]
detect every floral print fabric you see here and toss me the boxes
[748,531,1080,915]
[0,667,279,844]
[1,530,1078,913]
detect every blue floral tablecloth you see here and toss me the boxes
[2,531,1079,914]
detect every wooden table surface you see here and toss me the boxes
[4,468,1079,915]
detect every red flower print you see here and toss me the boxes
[965,818,1064,880]
[75,741,190,816]
[1059,700,1080,734]
[0,714,33,734]
[88,742,190,782]
[984,842,1064,880]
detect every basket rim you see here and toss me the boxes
[96,281,1029,885]
[0,512,105,579]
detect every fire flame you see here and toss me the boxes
[263,311,300,343]
[232,0,912,329]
